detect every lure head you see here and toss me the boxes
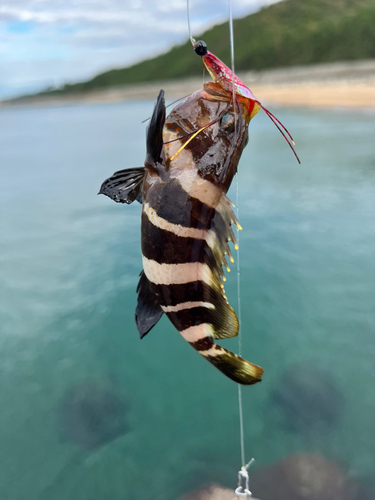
[194,40,208,57]
[162,83,250,191]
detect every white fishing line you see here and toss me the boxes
[228,0,237,134]
[187,0,195,46]
[228,2,254,498]
[235,181,254,497]
[235,175,246,471]
[228,0,246,476]
[185,1,252,496]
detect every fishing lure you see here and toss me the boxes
[194,40,300,164]
[100,82,264,385]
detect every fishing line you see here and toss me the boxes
[228,0,237,135]
[228,1,254,497]
[187,0,195,46]
[186,1,253,496]
[141,94,191,123]
[228,0,246,471]
[165,104,231,160]
[235,175,246,468]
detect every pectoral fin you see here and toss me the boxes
[99,167,145,204]
[135,271,164,338]
[145,90,165,167]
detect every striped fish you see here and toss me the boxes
[100,83,264,385]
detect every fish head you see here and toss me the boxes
[163,83,251,191]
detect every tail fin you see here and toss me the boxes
[186,332,263,385]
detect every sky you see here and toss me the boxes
[0,0,281,99]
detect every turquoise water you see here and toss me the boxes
[0,101,374,499]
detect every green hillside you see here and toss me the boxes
[30,0,375,97]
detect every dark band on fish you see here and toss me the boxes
[152,281,216,307]
[189,336,214,351]
[146,178,217,229]
[166,300,238,340]
[141,212,215,266]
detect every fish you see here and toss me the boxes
[99,82,264,385]
[194,40,300,164]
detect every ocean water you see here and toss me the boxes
[0,100,374,499]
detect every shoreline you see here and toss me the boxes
[1,59,375,110]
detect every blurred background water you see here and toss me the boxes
[0,101,375,499]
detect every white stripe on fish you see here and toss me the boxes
[143,202,218,251]
[171,168,222,209]
[179,324,214,342]
[161,301,215,313]
[142,257,213,286]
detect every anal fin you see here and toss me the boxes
[135,271,163,338]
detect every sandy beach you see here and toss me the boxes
[250,81,375,108]
[2,59,375,109]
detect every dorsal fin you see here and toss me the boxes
[145,90,165,167]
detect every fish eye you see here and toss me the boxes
[220,112,235,132]
[194,40,208,56]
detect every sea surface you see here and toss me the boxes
[0,101,374,499]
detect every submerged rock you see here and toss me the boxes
[251,453,359,500]
[59,380,128,450]
[271,364,344,433]
[357,480,375,500]
[179,483,260,500]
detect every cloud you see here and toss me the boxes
[0,0,281,99]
